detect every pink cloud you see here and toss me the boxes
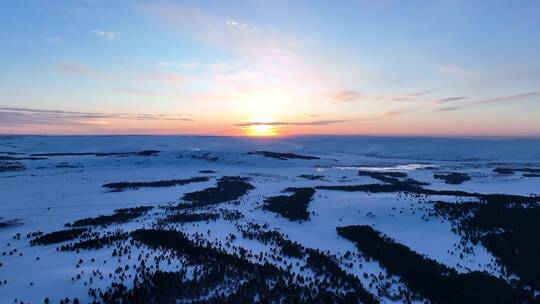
[55,63,96,77]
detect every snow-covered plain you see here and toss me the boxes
[1,135,540,303]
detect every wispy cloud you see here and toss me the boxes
[328,90,364,103]
[471,92,538,105]
[110,88,156,96]
[92,30,120,40]
[44,36,62,43]
[435,106,462,112]
[390,90,433,101]
[433,96,468,104]
[234,119,350,127]
[139,3,335,91]
[208,61,245,71]
[159,62,199,68]
[224,19,255,33]
[157,73,192,85]
[214,70,263,84]
[439,65,478,78]
[384,106,425,116]
[141,4,296,63]
[408,90,433,97]
[370,90,433,103]
[434,92,538,112]
[54,62,192,88]
[0,107,194,127]
[55,63,96,76]
[384,109,407,116]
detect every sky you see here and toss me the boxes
[0,0,539,136]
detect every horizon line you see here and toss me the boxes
[1,133,540,140]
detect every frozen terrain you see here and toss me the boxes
[1,135,540,303]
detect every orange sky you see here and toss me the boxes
[1,1,539,136]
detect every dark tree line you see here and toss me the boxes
[433,172,471,184]
[30,228,87,245]
[358,170,429,187]
[247,151,319,160]
[182,176,254,206]
[337,225,535,303]
[60,230,128,251]
[92,229,377,304]
[433,198,540,292]
[103,177,209,191]
[67,206,153,227]
[263,187,315,221]
[30,150,160,157]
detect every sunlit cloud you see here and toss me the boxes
[328,90,364,103]
[234,119,350,127]
[384,106,425,116]
[370,90,433,103]
[390,90,433,101]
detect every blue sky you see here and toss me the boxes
[1,0,539,136]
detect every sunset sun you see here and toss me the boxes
[248,124,276,136]
[245,117,277,136]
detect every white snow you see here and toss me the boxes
[1,135,539,303]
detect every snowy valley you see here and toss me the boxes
[1,135,540,303]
